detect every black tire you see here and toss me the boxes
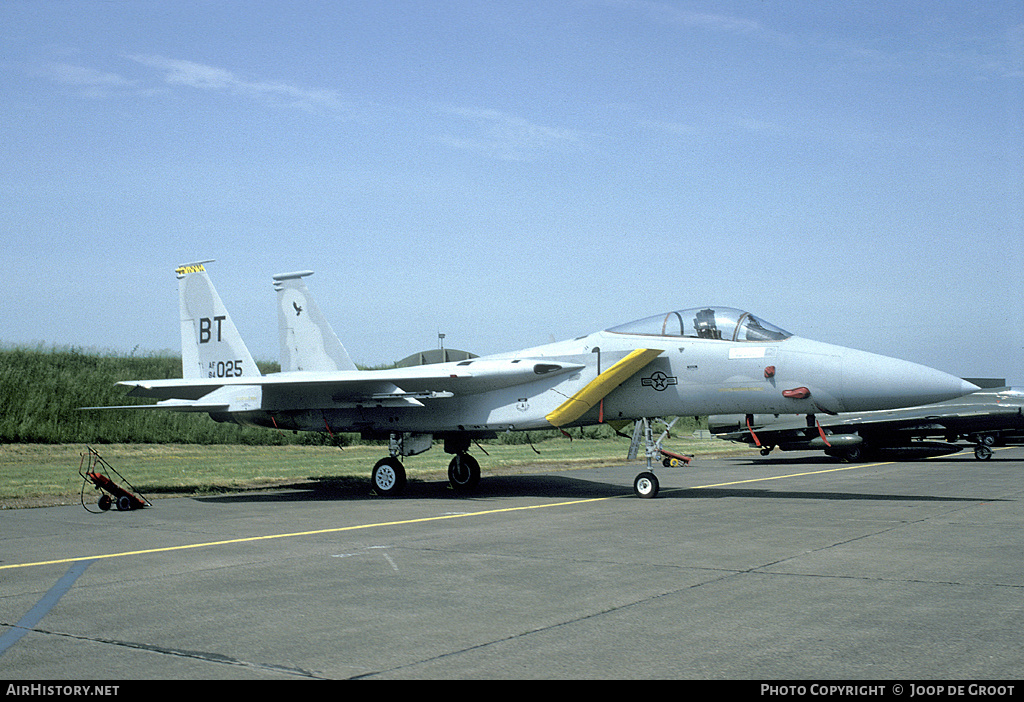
[841,445,864,462]
[116,495,132,511]
[98,494,112,511]
[448,453,480,493]
[633,471,659,499]
[974,445,993,460]
[371,457,407,496]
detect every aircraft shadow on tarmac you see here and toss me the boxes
[191,470,1004,506]
[193,473,631,504]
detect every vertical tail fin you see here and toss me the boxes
[273,271,357,372]
[176,261,261,380]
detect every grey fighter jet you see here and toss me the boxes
[709,386,1024,462]
[89,262,979,498]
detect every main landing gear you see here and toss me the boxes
[447,452,481,492]
[371,456,407,497]
[971,433,996,460]
[370,433,481,497]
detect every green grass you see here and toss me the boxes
[0,345,299,445]
[1,435,743,509]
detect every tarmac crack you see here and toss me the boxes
[0,623,327,679]
[348,570,743,679]
[741,497,1024,588]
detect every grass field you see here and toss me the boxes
[0,436,745,509]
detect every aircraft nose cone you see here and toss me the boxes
[840,350,979,411]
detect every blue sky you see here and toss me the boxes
[3,1,1022,383]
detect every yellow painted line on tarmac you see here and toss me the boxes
[686,460,893,490]
[687,444,1014,490]
[3,456,922,572]
[0,497,610,572]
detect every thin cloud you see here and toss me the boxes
[437,106,586,161]
[607,0,768,37]
[40,62,135,98]
[124,54,351,114]
[38,54,584,161]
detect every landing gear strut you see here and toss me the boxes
[369,433,484,496]
[627,418,690,498]
[969,433,995,460]
[369,432,426,496]
[444,435,480,494]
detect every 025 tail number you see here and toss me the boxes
[208,360,244,378]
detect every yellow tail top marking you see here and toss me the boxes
[175,264,206,276]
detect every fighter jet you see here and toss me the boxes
[89,262,978,498]
[709,386,1024,462]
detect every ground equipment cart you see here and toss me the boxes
[78,446,151,513]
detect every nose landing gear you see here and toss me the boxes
[627,418,692,498]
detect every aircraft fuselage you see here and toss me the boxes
[215,329,974,441]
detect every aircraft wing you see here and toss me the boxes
[117,358,587,405]
[81,399,231,413]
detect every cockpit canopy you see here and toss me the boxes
[607,307,792,342]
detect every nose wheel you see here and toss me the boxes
[633,471,660,499]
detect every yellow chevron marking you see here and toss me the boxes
[546,348,663,427]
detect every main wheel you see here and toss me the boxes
[116,495,133,511]
[840,445,864,462]
[371,457,407,496]
[633,471,659,499]
[98,494,112,511]
[974,445,993,460]
[448,453,480,493]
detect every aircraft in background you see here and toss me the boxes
[89,262,979,498]
[709,385,1024,462]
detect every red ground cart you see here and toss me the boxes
[78,446,151,513]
